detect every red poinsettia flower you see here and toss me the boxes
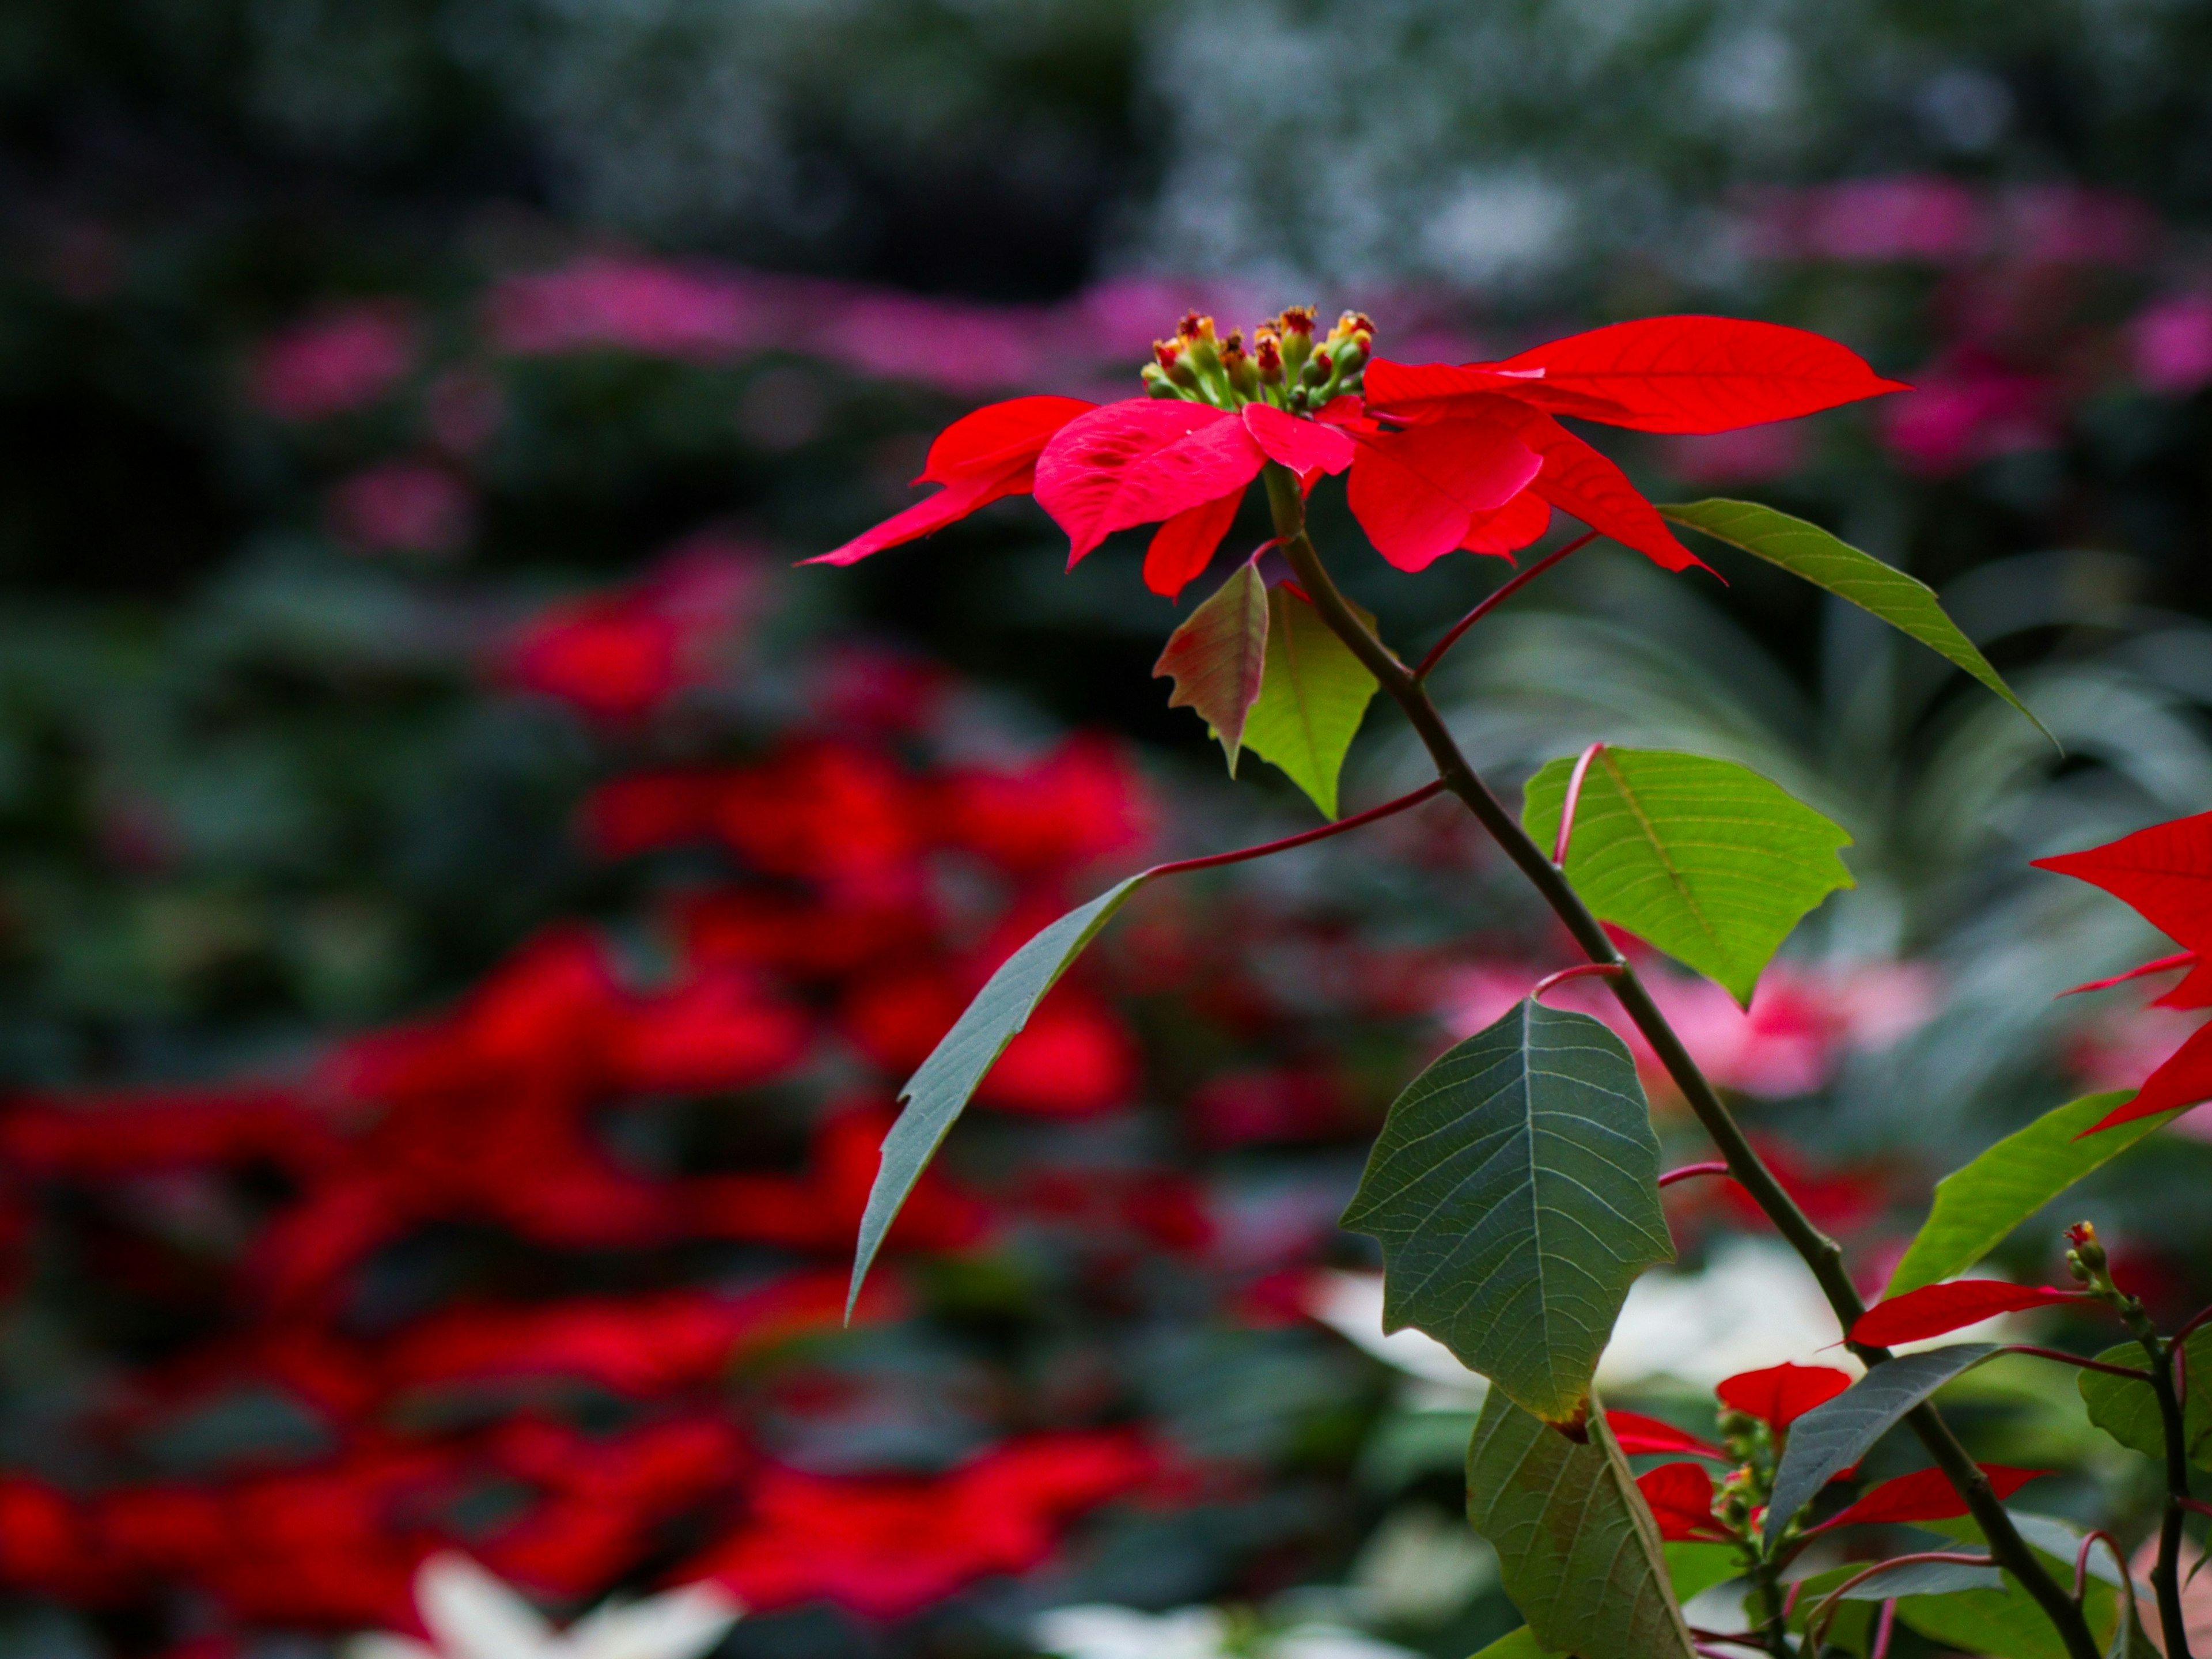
[809,308,1905,597]
[1714,1362,1854,1430]
[2036,808,2212,1130]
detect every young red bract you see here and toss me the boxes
[809,308,1906,595]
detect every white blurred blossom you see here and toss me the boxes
[344,1555,740,1659]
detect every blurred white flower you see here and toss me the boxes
[344,1554,740,1659]
[1350,1505,1498,1625]
[1032,1605,1419,1659]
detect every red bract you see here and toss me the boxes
[1850,1281,2087,1346]
[1714,1362,1854,1429]
[1607,1409,1729,1461]
[2035,809,2212,1128]
[808,395,1094,567]
[1635,1461,1727,1541]
[1809,1464,2047,1532]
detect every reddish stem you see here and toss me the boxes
[1531,960,1627,1001]
[2004,1344,2155,1381]
[1659,1161,1737,1189]
[1412,529,1600,681]
[1870,1600,1899,1659]
[2075,1529,2124,1603]
[1147,780,1447,878]
[2176,1301,2212,1344]
[1552,740,1607,865]
[2178,1496,2212,1520]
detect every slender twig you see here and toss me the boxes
[1531,960,1626,1000]
[2177,1300,2212,1344]
[2003,1344,2156,1381]
[2142,1329,2199,1659]
[1253,460,2107,1659]
[1412,530,1599,681]
[2179,1495,2212,1520]
[1809,1555,1997,1654]
[1869,1599,1898,1659]
[2075,1529,2124,1603]
[1552,740,1607,865]
[1146,780,1447,878]
[1660,1161,1738,1189]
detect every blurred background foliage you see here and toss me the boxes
[5,2,2212,1656]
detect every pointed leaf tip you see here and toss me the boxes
[1153,562,1269,772]
[1240,585,1378,818]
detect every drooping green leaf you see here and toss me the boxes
[1904,1514,2131,1657]
[1240,584,1378,818]
[1897,1575,2121,1659]
[1466,1629,1560,1659]
[849,874,1149,1313]
[2078,1327,2212,1470]
[1522,747,1854,1006]
[1153,561,1269,773]
[1659,498,2053,744]
[1664,1541,1740,1605]
[1342,1000,1672,1425]
[1887,1092,2162,1296]
[1465,1392,1698,1659]
[1764,1345,2003,1547]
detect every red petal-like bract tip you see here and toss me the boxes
[1363,358,1639,425]
[1143,491,1244,600]
[1714,1362,1853,1430]
[1484,316,1911,435]
[2058,948,2198,999]
[1850,1281,2085,1346]
[1458,490,1552,558]
[1345,417,1541,572]
[1607,1410,1729,1462]
[2154,957,2212,1009]
[805,467,1031,567]
[1635,1461,1724,1542]
[1035,399,1267,565]
[2032,809,2212,956]
[1516,408,1711,574]
[2085,1018,2212,1134]
[1241,402,1356,477]
[1809,1464,2047,1533]
[919,395,1097,484]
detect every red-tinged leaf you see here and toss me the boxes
[1635,1461,1724,1541]
[2086,1018,2212,1133]
[1516,408,1710,574]
[1364,358,1639,424]
[1486,316,1910,435]
[1035,400,1267,564]
[1714,1362,1853,1430]
[1459,490,1552,558]
[1144,490,1244,600]
[919,395,1096,483]
[1809,1464,2047,1532]
[2032,810,2212,952]
[1607,1410,1729,1462]
[806,466,1029,567]
[1241,402,1355,477]
[1851,1281,2087,1346]
[1345,417,1541,572]
[1152,562,1269,771]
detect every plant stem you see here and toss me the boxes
[2130,1318,2197,1659]
[1256,464,2105,1659]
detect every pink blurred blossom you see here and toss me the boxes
[488,258,764,360]
[2066,1005,2212,1139]
[815,294,1044,393]
[1997,186,2157,267]
[1879,354,2056,474]
[1438,957,1936,1099]
[1660,422,1808,486]
[326,460,473,555]
[251,302,419,422]
[2130,294,2212,395]
[1763,177,1986,265]
[424,369,505,454]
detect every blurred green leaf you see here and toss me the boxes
[1888,1092,2160,1296]
[1897,1575,2120,1659]
[849,873,1148,1313]
[1465,1392,1697,1658]
[1153,562,1268,773]
[1522,747,1853,1006]
[1241,585,1377,819]
[2078,1328,2212,1469]
[1660,498,2054,745]
[1342,999,1671,1425]
[1663,1541,1740,1604]
[1467,1628,1560,1659]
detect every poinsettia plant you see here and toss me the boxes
[821,309,2210,1659]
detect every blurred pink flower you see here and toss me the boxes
[1879,355,2056,474]
[1660,422,1808,486]
[1997,185,2156,268]
[425,369,505,454]
[327,460,474,555]
[251,302,419,422]
[2066,1003,2212,1139]
[1773,177,1986,264]
[488,259,764,361]
[2130,294,2212,395]
[816,294,1044,393]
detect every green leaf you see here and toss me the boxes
[1465,1392,1698,1659]
[1664,1541,1740,1604]
[1240,584,1378,818]
[1887,1092,2163,1296]
[1905,1515,2131,1657]
[1659,498,2053,745]
[1342,1000,1672,1425]
[1153,561,1269,773]
[1897,1575,2122,1659]
[1466,1630,1560,1659]
[848,874,1149,1314]
[1522,747,1854,1006]
[1764,1345,2003,1547]
[2078,1327,2212,1470]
